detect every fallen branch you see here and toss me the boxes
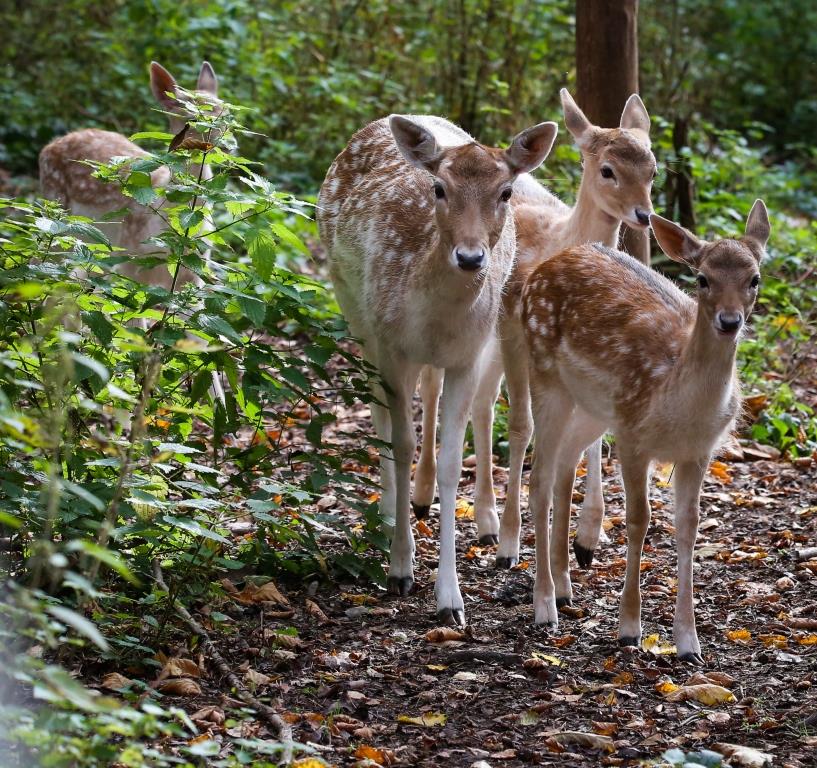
[153,560,293,760]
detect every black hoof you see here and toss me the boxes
[495,556,518,569]
[386,575,414,597]
[574,540,595,569]
[478,534,499,546]
[679,652,704,665]
[411,503,430,520]
[436,607,466,627]
[619,636,641,648]
[555,596,572,609]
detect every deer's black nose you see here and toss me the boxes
[716,311,743,334]
[456,248,485,271]
[635,208,651,226]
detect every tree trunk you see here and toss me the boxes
[575,0,650,264]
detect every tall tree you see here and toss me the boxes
[575,0,650,264]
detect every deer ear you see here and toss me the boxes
[150,62,180,111]
[650,213,703,267]
[620,93,651,134]
[505,122,558,175]
[560,88,593,147]
[389,115,441,173]
[744,199,770,252]
[197,61,218,95]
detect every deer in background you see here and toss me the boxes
[39,61,220,289]
[415,89,656,567]
[39,61,225,402]
[318,114,557,624]
[521,202,770,661]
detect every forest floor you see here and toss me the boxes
[123,432,817,767]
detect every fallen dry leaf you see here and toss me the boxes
[547,731,615,753]
[291,759,334,768]
[713,742,773,767]
[354,744,392,765]
[191,705,225,725]
[244,668,272,687]
[709,460,733,484]
[396,711,446,727]
[655,679,680,695]
[642,633,676,655]
[726,628,752,643]
[232,580,290,607]
[455,498,474,519]
[161,657,200,678]
[425,627,466,643]
[156,678,201,696]
[101,672,134,691]
[305,598,330,624]
[665,684,736,706]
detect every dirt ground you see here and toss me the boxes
[144,442,817,767]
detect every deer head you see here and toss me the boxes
[149,61,222,138]
[561,89,656,231]
[651,200,770,338]
[389,116,558,273]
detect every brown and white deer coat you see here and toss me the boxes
[521,202,770,661]
[415,90,656,567]
[318,115,557,623]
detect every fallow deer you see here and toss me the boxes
[317,115,558,623]
[414,89,656,568]
[39,61,220,289]
[521,202,770,661]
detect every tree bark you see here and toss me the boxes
[575,0,650,264]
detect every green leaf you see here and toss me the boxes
[237,295,266,325]
[72,353,110,384]
[247,229,277,280]
[198,314,243,345]
[47,605,110,651]
[271,221,308,255]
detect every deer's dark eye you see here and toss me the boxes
[750,274,760,289]
[433,182,446,199]
[697,274,709,289]
[499,187,513,203]
[601,165,615,179]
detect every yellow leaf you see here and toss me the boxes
[455,498,474,519]
[759,633,787,648]
[340,592,376,606]
[709,460,733,484]
[641,634,676,655]
[726,628,752,643]
[354,745,388,764]
[666,684,736,706]
[772,315,799,332]
[292,759,333,768]
[797,634,817,645]
[612,671,633,685]
[532,651,562,666]
[397,711,446,727]
[655,679,680,695]
[416,519,433,537]
[426,664,448,671]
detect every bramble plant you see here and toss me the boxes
[0,93,384,765]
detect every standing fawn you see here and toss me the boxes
[521,202,770,661]
[39,61,220,289]
[318,115,557,623]
[414,89,656,567]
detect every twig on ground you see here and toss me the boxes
[153,560,293,760]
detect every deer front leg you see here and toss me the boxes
[550,411,606,606]
[574,437,608,568]
[434,363,479,625]
[380,358,423,597]
[617,451,652,647]
[673,458,707,664]
[529,376,573,628]
[471,341,503,544]
[496,329,532,568]
[413,365,443,520]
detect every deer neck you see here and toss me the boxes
[680,305,739,397]
[566,176,621,248]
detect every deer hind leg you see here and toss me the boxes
[380,357,423,597]
[549,410,606,607]
[471,341,503,544]
[434,363,480,626]
[617,449,652,647]
[673,458,707,664]
[412,365,443,520]
[574,438,608,568]
[496,329,532,568]
[528,375,574,628]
